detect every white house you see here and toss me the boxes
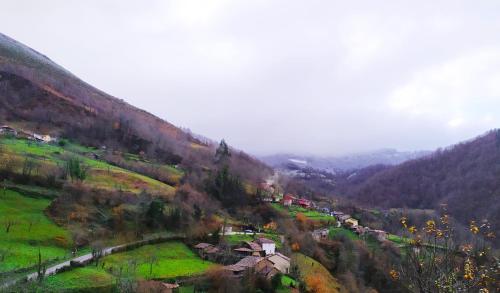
[0,125,17,136]
[224,226,233,234]
[33,133,53,143]
[257,238,275,255]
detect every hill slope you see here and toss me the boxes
[335,130,500,242]
[0,32,270,182]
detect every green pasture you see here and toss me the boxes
[0,190,71,273]
[41,267,114,292]
[271,203,335,222]
[102,241,215,279]
[0,137,176,196]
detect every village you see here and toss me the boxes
[1,125,392,291]
[260,182,389,243]
[191,181,391,286]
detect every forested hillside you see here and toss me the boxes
[335,130,500,244]
[0,32,271,184]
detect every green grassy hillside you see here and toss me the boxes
[271,203,336,222]
[41,267,114,292]
[0,190,71,272]
[293,253,345,293]
[0,136,185,276]
[0,138,177,196]
[103,241,216,279]
[40,241,214,292]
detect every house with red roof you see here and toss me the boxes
[298,198,311,208]
[282,194,295,206]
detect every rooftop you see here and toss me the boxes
[235,256,263,268]
[194,243,213,249]
[245,241,263,251]
[257,237,275,244]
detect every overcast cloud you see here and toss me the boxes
[2,1,500,155]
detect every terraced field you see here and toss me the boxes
[0,138,176,196]
[0,137,182,276]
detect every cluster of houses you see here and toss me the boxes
[259,183,283,203]
[282,194,313,208]
[194,237,291,280]
[0,125,54,143]
[312,211,388,242]
[224,253,291,279]
[259,182,314,209]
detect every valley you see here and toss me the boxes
[0,27,498,293]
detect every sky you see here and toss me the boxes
[2,0,500,156]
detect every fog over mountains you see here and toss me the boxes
[260,148,431,173]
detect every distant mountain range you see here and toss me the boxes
[260,149,431,173]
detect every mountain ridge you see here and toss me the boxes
[333,130,500,244]
[0,32,271,183]
[261,148,431,173]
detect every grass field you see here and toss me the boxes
[0,190,71,273]
[276,274,297,292]
[40,242,215,291]
[41,267,114,292]
[387,234,411,246]
[224,233,283,249]
[329,227,359,240]
[0,137,176,196]
[270,203,335,222]
[293,253,344,293]
[102,242,216,279]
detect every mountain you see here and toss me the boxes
[0,32,270,182]
[261,149,430,173]
[334,130,500,244]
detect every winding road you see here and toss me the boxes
[25,244,123,282]
[1,233,182,290]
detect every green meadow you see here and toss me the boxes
[0,137,176,196]
[271,203,336,222]
[102,242,216,279]
[328,227,359,241]
[224,233,283,248]
[41,267,114,292]
[40,242,214,291]
[293,253,344,292]
[0,190,71,273]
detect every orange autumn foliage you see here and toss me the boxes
[296,212,307,223]
[305,275,330,293]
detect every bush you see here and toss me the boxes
[65,157,89,182]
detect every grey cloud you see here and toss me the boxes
[1,0,500,156]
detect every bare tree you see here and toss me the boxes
[22,156,39,177]
[147,252,158,278]
[36,247,47,283]
[91,241,105,267]
[4,219,16,233]
[1,179,6,197]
